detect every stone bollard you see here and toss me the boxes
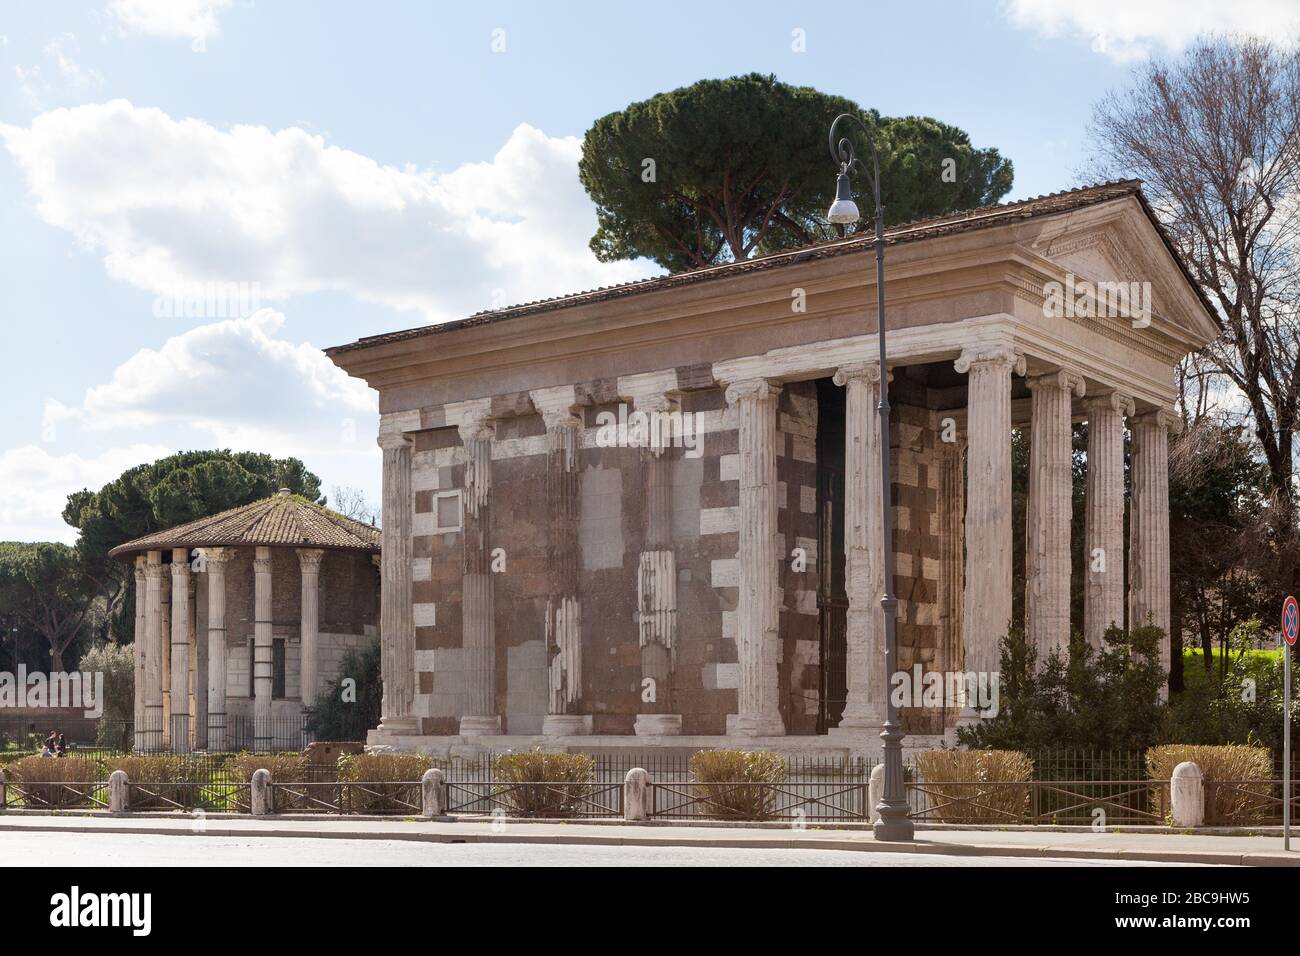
[1170,761,1205,827]
[624,768,650,822]
[868,764,885,824]
[108,770,130,814]
[421,768,446,817]
[251,768,273,816]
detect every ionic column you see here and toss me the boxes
[142,551,164,751]
[830,362,887,738]
[937,427,966,697]
[132,555,146,751]
[530,387,591,736]
[955,346,1023,710]
[378,431,418,736]
[459,416,502,736]
[1084,392,1133,648]
[1025,370,1084,663]
[725,378,785,737]
[169,549,192,753]
[626,384,682,736]
[206,547,230,752]
[253,546,274,751]
[1130,408,1178,696]
[298,548,325,707]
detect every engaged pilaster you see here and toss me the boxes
[620,377,683,737]
[378,430,418,737]
[955,346,1023,712]
[1084,392,1133,647]
[531,386,591,736]
[1025,370,1084,663]
[458,415,502,736]
[1130,407,1178,696]
[829,362,887,738]
[725,378,785,737]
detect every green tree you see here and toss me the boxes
[0,542,106,671]
[79,641,135,750]
[305,639,380,741]
[579,73,1014,271]
[958,625,1169,753]
[62,450,323,643]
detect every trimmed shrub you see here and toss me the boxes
[688,750,787,821]
[1146,744,1274,824]
[7,756,101,809]
[227,752,313,811]
[491,750,596,818]
[914,750,1033,824]
[336,752,432,814]
[106,755,207,810]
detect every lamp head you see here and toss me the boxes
[827,169,861,225]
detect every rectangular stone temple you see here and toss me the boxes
[326,181,1219,758]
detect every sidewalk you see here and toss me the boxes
[1,813,1297,865]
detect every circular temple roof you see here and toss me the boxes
[109,489,381,560]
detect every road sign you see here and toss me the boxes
[1284,595,1299,646]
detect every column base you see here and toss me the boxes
[825,719,884,746]
[542,714,593,736]
[379,715,420,736]
[634,714,682,736]
[726,714,786,737]
[459,715,502,736]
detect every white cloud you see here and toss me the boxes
[0,100,653,322]
[24,309,382,542]
[1003,0,1300,61]
[13,34,103,110]
[0,443,172,544]
[45,308,377,449]
[107,0,232,47]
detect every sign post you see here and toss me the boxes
[1282,595,1297,851]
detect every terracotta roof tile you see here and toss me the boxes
[109,490,381,559]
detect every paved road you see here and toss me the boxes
[4,831,1203,866]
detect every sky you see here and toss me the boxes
[0,0,1296,543]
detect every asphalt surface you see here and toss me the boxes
[4,830,1205,866]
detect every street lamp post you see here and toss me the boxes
[827,113,914,842]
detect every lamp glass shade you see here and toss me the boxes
[827,172,861,224]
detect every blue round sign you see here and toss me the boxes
[1283,596,1298,647]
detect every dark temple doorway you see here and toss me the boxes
[815,376,847,733]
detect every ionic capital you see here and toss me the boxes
[832,362,889,388]
[1132,407,1183,435]
[377,429,413,451]
[1026,369,1086,397]
[723,378,782,406]
[954,345,1025,377]
[1084,391,1135,418]
[530,385,585,430]
[457,416,497,445]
